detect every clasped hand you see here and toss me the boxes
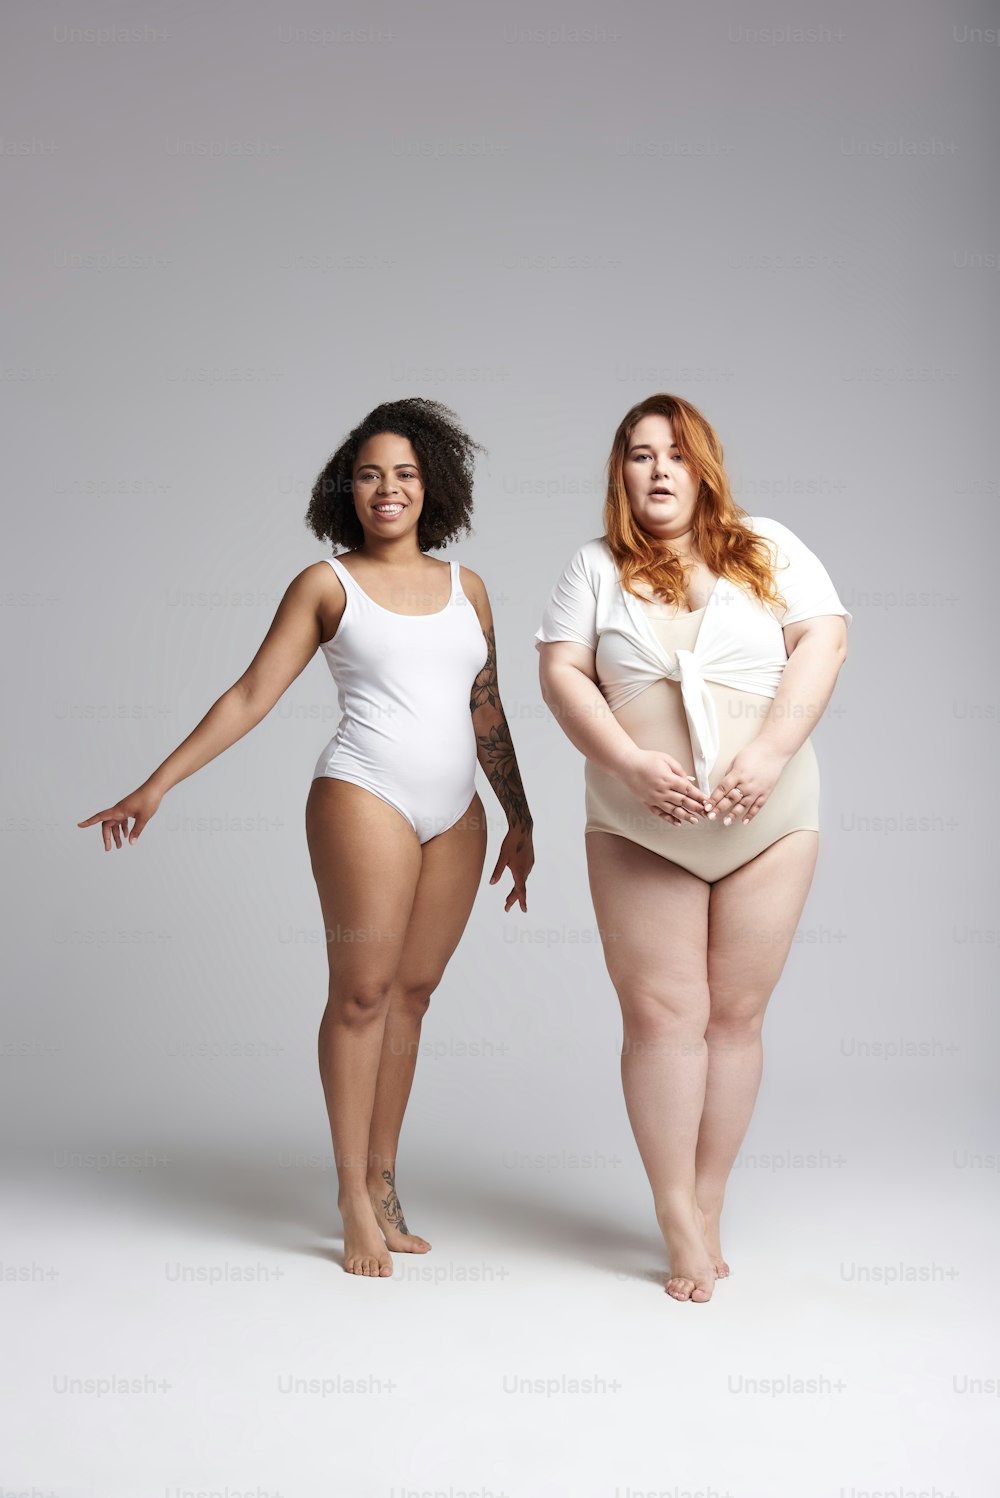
[620,741,789,828]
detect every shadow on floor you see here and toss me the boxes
[15,1146,667,1284]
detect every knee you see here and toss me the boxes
[619,982,711,1041]
[391,976,440,1019]
[706,997,767,1045]
[326,976,394,1028]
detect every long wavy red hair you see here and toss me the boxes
[604,393,785,611]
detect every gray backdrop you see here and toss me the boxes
[4,0,997,1494]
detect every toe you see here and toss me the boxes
[385,1230,432,1253]
[690,1280,714,1302]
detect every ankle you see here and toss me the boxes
[654,1190,700,1223]
[366,1162,396,1187]
[694,1180,727,1216]
[694,1189,725,1218]
[337,1188,373,1213]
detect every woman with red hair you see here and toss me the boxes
[535,394,851,1302]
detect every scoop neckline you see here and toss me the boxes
[630,579,716,619]
[619,573,722,662]
[330,555,455,619]
[613,543,719,619]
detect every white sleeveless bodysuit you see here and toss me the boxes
[312,556,488,844]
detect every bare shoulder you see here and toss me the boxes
[291,557,343,601]
[457,563,487,601]
[457,565,495,637]
[292,557,346,639]
[459,563,493,613]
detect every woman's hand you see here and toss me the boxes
[489,823,534,914]
[77,782,163,850]
[619,749,707,828]
[705,742,790,826]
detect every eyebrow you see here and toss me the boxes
[355,462,420,470]
[627,443,680,454]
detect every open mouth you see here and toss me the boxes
[649,489,674,498]
[372,503,405,517]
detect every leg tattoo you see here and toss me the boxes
[379,1169,409,1235]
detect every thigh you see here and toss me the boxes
[584,830,710,1009]
[393,792,489,991]
[707,829,819,1015]
[305,778,423,991]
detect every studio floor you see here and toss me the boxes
[7,1142,996,1497]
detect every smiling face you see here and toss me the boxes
[352,432,424,544]
[622,413,700,543]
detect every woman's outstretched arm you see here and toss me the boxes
[78,562,333,848]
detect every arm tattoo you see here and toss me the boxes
[469,625,499,714]
[470,623,533,835]
[474,718,532,835]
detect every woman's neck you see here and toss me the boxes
[659,527,697,562]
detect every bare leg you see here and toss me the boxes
[305,779,422,1277]
[695,830,819,1276]
[366,792,488,1251]
[585,830,717,1302]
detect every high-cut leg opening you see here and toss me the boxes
[584,825,713,884]
[310,772,420,839]
[710,824,820,879]
[584,822,820,885]
[422,790,481,844]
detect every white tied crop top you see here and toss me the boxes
[533,514,852,797]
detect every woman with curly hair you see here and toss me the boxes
[79,396,534,1278]
[535,394,850,1303]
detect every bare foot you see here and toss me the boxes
[339,1196,394,1277]
[696,1201,730,1279]
[656,1199,717,1302]
[367,1168,431,1254]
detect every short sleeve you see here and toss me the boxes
[533,544,599,652]
[754,516,852,629]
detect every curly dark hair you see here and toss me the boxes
[305,396,486,553]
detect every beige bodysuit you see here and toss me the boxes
[584,581,820,882]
